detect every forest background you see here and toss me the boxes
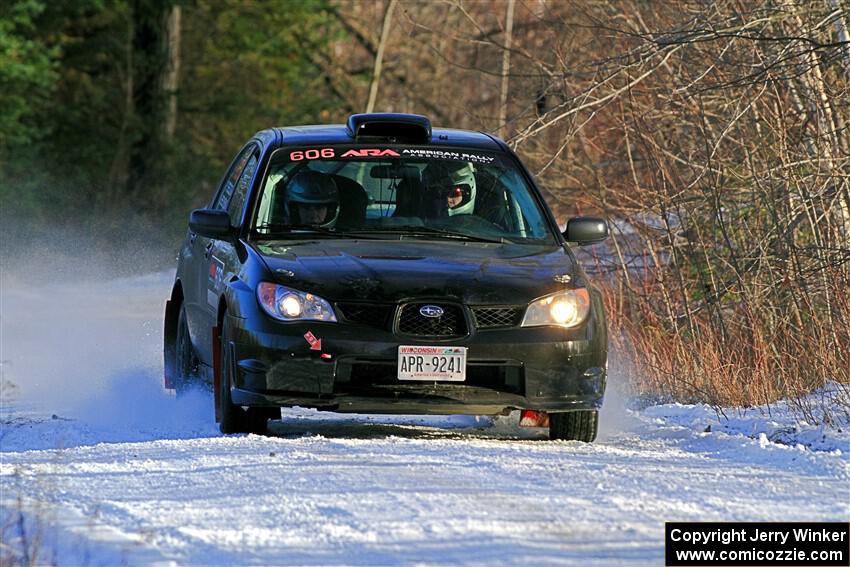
[2,0,848,414]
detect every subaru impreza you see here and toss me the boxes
[163,113,609,440]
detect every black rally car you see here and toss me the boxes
[163,113,609,440]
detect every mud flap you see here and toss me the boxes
[163,299,177,391]
[213,325,221,422]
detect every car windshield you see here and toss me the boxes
[252,146,555,244]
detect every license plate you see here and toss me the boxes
[397,346,467,381]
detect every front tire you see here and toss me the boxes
[549,410,598,442]
[218,314,278,435]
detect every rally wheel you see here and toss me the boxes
[549,410,598,442]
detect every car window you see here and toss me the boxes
[227,152,258,225]
[253,146,555,244]
[212,145,255,211]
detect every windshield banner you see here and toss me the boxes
[286,146,503,165]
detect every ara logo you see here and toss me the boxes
[340,148,401,158]
[419,305,444,318]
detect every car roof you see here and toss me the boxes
[253,125,505,152]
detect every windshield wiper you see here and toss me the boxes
[253,223,346,237]
[253,224,381,239]
[350,226,509,244]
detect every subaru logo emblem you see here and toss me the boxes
[419,305,444,318]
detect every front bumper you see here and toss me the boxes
[225,313,607,415]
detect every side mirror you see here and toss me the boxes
[563,216,608,245]
[189,208,233,240]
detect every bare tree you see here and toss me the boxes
[366,0,398,113]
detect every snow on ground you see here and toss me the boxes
[642,385,850,455]
[1,270,848,566]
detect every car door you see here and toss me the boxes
[185,144,257,364]
[195,145,261,363]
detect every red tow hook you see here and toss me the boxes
[519,410,550,427]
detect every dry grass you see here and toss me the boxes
[0,499,47,567]
[602,274,850,420]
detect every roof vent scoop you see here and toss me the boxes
[347,113,432,144]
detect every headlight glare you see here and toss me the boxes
[521,288,590,328]
[257,282,337,322]
[550,300,576,324]
[280,293,303,317]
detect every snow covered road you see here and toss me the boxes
[1,271,848,565]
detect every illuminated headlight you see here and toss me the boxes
[257,282,337,322]
[521,288,591,328]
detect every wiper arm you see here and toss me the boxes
[253,224,380,239]
[253,223,345,236]
[352,226,508,244]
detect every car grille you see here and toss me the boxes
[336,302,524,333]
[471,306,524,329]
[397,303,467,338]
[336,302,394,330]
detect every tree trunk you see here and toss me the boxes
[108,11,135,201]
[366,0,397,113]
[161,5,180,140]
[126,0,174,197]
[498,0,515,139]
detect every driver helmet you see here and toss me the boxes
[283,170,339,225]
[423,161,476,216]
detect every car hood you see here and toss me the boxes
[251,239,577,304]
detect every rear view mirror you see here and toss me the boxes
[189,208,233,240]
[563,217,608,245]
[370,165,420,179]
